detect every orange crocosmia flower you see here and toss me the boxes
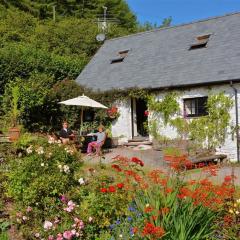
[224,175,237,183]
[203,164,219,176]
[144,206,154,213]
[160,207,170,215]
[165,188,173,193]
[152,215,158,221]
[142,222,165,238]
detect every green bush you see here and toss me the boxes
[6,137,83,220]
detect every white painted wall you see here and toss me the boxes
[111,83,240,161]
[111,99,132,141]
[153,83,240,161]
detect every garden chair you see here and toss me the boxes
[95,133,108,156]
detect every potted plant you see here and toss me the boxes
[107,106,120,120]
[8,86,21,141]
[163,147,185,161]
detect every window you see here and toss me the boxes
[118,49,129,58]
[189,34,211,50]
[110,49,130,64]
[110,57,124,64]
[183,97,208,117]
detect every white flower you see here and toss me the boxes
[26,145,33,154]
[43,220,53,230]
[40,163,45,167]
[48,136,55,144]
[22,216,28,221]
[78,178,85,185]
[63,165,70,173]
[236,210,239,215]
[35,233,40,238]
[119,234,123,238]
[88,216,93,222]
[36,147,44,155]
[236,199,240,204]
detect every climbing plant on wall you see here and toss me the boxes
[188,92,233,150]
[147,92,179,125]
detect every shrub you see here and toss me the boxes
[6,137,83,221]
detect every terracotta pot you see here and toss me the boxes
[8,127,20,141]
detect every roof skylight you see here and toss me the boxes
[189,34,211,50]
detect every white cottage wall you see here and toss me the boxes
[111,83,240,161]
[154,83,240,161]
[111,99,132,140]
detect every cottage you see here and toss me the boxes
[76,12,240,161]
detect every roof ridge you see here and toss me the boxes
[106,11,240,42]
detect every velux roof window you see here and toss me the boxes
[189,34,211,50]
[110,49,129,64]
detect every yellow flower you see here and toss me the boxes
[229,209,234,214]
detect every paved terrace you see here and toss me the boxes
[83,146,240,185]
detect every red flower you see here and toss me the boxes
[116,183,124,189]
[144,206,154,213]
[111,164,122,172]
[142,222,165,238]
[100,188,108,193]
[144,110,149,116]
[108,186,116,193]
[224,175,235,182]
[131,157,144,167]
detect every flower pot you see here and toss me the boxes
[112,137,119,147]
[8,127,20,141]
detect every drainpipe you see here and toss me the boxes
[230,81,240,162]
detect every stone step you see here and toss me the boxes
[125,141,152,146]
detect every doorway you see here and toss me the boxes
[131,98,148,138]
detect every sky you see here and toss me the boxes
[127,0,240,26]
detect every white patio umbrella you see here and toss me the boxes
[59,94,108,135]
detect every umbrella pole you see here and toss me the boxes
[80,106,83,136]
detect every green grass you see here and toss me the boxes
[0,232,9,240]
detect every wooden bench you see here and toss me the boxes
[190,154,227,165]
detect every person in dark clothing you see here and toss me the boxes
[59,121,75,144]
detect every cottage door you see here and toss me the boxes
[131,98,148,139]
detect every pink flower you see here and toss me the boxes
[64,200,76,213]
[43,221,53,230]
[60,195,68,203]
[71,229,76,235]
[63,230,73,240]
[48,236,54,240]
[26,206,32,212]
[56,233,63,240]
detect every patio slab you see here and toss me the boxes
[83,146,240,185]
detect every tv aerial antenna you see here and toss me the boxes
[95,6,119,42]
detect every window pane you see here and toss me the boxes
[184,97,208,117]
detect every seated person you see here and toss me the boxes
[87,125,106,156]
[59,121,75,144]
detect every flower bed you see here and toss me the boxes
[0,135,239,239]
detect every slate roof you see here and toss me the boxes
[76,12,240,91]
